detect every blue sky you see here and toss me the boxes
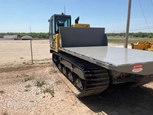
[0,0,153,33]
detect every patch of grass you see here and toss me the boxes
[25,84,31,88]
[108,36,152,44]
[0,90,5,94]
[43,87,54,97]
[35,80,45,87]
[24,88,29,92]
[24,76,34,82]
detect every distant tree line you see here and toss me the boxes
[107,32,153,38]
[0,32,49,39]
[0,32,153,39]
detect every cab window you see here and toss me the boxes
[55,17,71,33]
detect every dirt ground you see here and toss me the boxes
[0,40,153,115]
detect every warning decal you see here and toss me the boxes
[132,64,143,73]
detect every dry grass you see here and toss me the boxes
[24,75,35,82]
[108,36,152,44]
[25,84,31,88]
[43,87,54,97]
[35,80,45,87]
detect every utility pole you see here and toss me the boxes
[30,25,31,33]
[30,25,33,64]
[64,6,66,14]
[125,0,132,48]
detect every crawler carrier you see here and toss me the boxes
[48,14,153,97]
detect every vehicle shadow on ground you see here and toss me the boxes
[80,84,153,115]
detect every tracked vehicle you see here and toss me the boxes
[48,14,153,97]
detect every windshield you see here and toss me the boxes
[55,17,71,33]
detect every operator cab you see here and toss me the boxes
[48,14,71,52]
[48,13,71,35]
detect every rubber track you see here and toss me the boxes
[53,52,109,97]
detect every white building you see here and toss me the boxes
[21,35,32,40]
[3,35,19,40]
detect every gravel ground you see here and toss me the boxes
[0,40,153,115]
[0,40,51,68]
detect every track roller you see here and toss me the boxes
[52,52,110,97]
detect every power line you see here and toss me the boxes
[138,0,151,32]
[107,22,153,30]
[130,26,153,31]
[105,0,153,33]
[131,21,153,27]
[151,0,153,7]
[106,26,153,33]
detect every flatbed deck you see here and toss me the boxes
[60,46,153,75]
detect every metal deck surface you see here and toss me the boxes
[61,46,153,67]
[61,46,153,75]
